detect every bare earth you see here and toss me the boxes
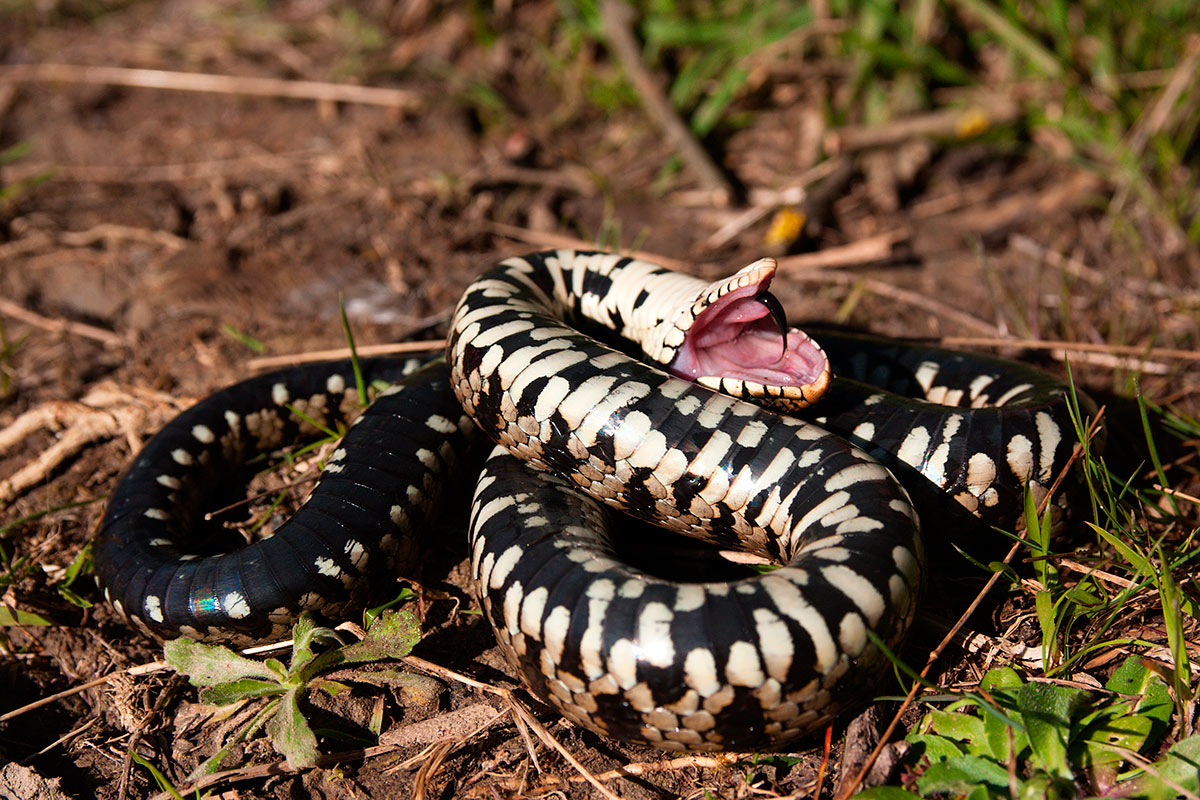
[1,3,1197,799]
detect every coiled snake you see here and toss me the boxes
[95,250,1082,751]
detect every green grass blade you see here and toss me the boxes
[339,294,367,406]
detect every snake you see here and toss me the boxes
[94,249,1082,752]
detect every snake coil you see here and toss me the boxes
[95,249,1084,751]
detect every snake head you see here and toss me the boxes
[668,258,831,409]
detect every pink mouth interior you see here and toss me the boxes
[669,283,828,387]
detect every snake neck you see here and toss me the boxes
[455,249,831,409]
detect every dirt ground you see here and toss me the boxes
[1,3,1198,799]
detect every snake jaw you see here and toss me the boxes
[669,258,832,408]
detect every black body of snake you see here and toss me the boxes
[95,249,1083,752]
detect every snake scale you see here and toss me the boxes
[95,249,1083,752]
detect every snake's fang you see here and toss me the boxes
[759,290,790,361]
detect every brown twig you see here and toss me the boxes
[1154,484,1200,506]
[1056,558,1138,590]
[401,655,623,800]
[57,223,189,251]
[507,702,624,800]
[18,717,100,765]
[774,230,907,271]
[824,98,1021,155]
[244,340,445,372]
[0,661,168,723]
[201,473,321,521]
[4,149,333,185]
[0,63,422,110]
[0,388,182,502]
[599,0,734,206]
[791,270,1001,335]
[0,297,125,348]
[937,335,1200,363]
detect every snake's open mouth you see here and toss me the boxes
[669,260,831,407]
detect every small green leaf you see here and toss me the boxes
[1076,658,1174,791]
[289,612,341,676]
[924,707,987,747]
[1106,656,1172,732]
[1017,775,1076,800]
[267,687,320,769]
[979,670,1030,762]
[264,656,290,681]
[61,541,91,587]
[129,751,184,800]
[1089,524,1153,577]
[1156,547,1193,700]
[907,732,968,762]
[0,606,52,626]
[342,609,423,663]
[187,698,280,782]
[198,678,288,705]
[220,323,266,354]
[339,295,367,406]
[1023,485,1041,553]
[310,678,352,697]
[853,788,923,799]
[56,583,93,609]
[917,754,1009,794]
[1034,590,1057,667]
[1017,681,1087,780]
[983,714,1030,766]
[980,667,1024,692]
[1121,733,1200,798]
[164,637,277,685]
[364,585,417,628]
[1076,713,1153,791]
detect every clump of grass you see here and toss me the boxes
[896,385,1199,796]
[859,659,1197,799]
[555,1,817,135]
[551,1,1197,250]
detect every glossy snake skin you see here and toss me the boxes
[95,249,1082,751]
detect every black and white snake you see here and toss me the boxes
[94,249,1081,751]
